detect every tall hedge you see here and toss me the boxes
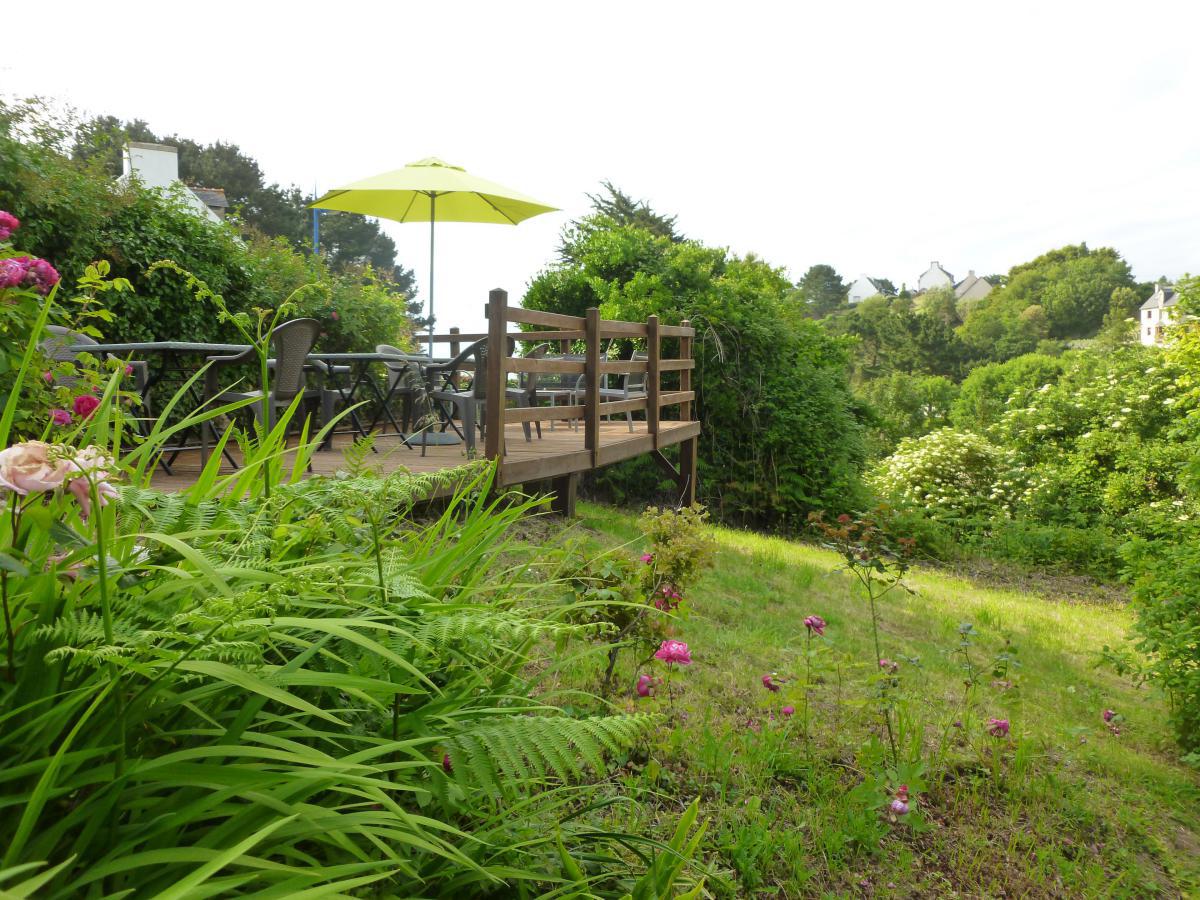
[524,216,867,526]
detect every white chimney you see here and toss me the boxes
[122,142,181,190]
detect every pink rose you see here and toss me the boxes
[330,310,340,321]
[50,409,72,426]
[986,717,1010,738]
[124,364,134,377]
[781,705,794,717]
[0,257,28,289]
[73,395,101,419]
[64,446,119,518]
[762,673,781,693]
[654,639,692,666]
[1102,709,1116,723]
[803,615,826,636]
[640,552,654,564]
[636,673,658,697]
[0,441,72,494]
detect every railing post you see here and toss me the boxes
[484,289,507,466]
[678,318,696,506]
[679,319,693,422]
[646,314,660,443]
[584,307,601,466]
[449,326,461,389]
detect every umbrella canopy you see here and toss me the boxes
[310,158,558,353]
[312,157,558,224]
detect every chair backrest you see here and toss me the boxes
[270,318,321,400]
[376,344,416,385]
[463,336,516,400]
[41,325,97,362]
[624,352,649,393]
[522,343,553,393]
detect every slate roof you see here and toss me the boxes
[1140,285,1179,311]
[189,187,230,209]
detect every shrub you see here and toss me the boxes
[1124,534,1200,753]
[869,428,1024,524]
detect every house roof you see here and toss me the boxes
[953,271,993,298]
[189,187,229,209]
[851,275,893,294]
[1140,286,1179,310]
[920,261,953,283]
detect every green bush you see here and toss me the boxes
[525,216,868,527]
[967,518,1123,578]
[0,100,413,351]
[1124,534,1200,753]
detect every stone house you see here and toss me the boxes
[1139,285,1180,346]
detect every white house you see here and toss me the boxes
[1139,284,1180,346]
[918,261,954,292]
[120,142,229,223]
[954,270,994,302]
[847,274,894,304]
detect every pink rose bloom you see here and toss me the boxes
[1102,709,1116,723]
[24,258,60,294]
[330,310,340,321]
[762,673,781,693]
[0,210,19,241]
[890,798,909,816]
[0,257,29,289]
[42,371,55,384]
[50,409,72,426]
[803,615,826,636]
[635,673,657,697]
[654,639,692,666]
[640,552,654,564]
[879,658,899,673]
[0,441,72,494]
[781,705,794,717]
[124,364,134,377]
[986,717,1010,738]
[73,395,101,419]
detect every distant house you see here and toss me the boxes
[918,261,954,292]
[954,270,994,302]
[1140,284,1180,346]
[120,142,229,222]
[847,274,895,304]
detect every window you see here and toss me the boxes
[1147,328,1152,336]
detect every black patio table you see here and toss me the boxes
[75,341,252,468]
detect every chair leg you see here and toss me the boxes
[462,400,476,454]
[627,409,634,432]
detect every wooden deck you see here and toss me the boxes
[149,290,700,514]
[150,419,700,494]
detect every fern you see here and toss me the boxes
[413,608,609,654]
[443,714,660,798]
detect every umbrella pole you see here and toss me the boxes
[428,192,436,357]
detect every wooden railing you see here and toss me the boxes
[429,289,697,498]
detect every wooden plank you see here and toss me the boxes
[505,357,586,374]
[429,332,487,342]
[659,390,695,407]
[484,289,507,463]
[659,359,695,372]
[550,473,578,517]
[659,324,695,337]
[679,436,698,505]
[505,404,584,423]
[512,329,585,342]
[504,307,586,328]
[596,432,657,467]
[584,308,600,467]
[654,420,701,445]
[598,397,648,416]
[600,359,649,375]
[647,315,660,441]
[501,448,593,484]
[651,448,683,486]
[598,320,647,337]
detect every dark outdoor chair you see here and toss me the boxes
[41,325,151,400]
[202,318,324,462]
[572,351,648,432]
[425,336,522,453]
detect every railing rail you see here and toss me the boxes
[464,289,695,484]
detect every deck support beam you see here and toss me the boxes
[550,473,578,517]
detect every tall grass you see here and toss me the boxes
[0,319,696,897]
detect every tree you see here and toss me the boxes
[793,264,847,317]
[584,181,681,241]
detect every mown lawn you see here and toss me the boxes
[538,502,1200,898]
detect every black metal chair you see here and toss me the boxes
[202,318,324,464]
[425,336,523,453]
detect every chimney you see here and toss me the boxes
[968,269,975,277]
[122,141,181,190]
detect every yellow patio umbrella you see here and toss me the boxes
[310,157,558,353]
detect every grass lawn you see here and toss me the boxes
[539,501,1200,898]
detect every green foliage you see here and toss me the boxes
[0,99,414,351]
[957,244,1137,360]
[792,263,847,317]
[526,214,869,526]
[858,371,958,453]
[827,294,971,380]
[1125,533,1200,753]
[950,352,1067,431]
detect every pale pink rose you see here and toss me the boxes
[654,639,692,666]
[0,441,71,494]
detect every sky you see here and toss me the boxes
[4,0,1200,335]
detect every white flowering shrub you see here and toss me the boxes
[869,428,1024,522]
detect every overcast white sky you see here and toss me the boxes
[5,1,1199,334]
